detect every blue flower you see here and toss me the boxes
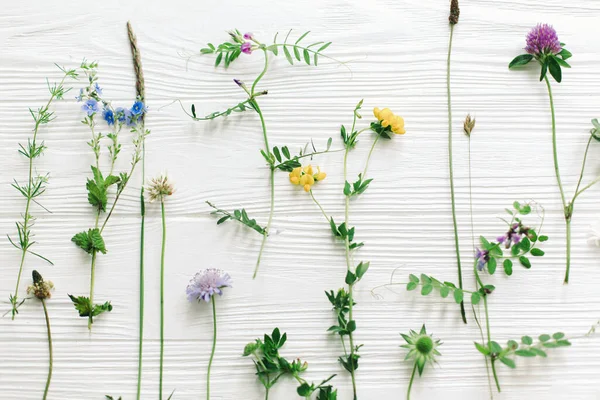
[103,108,115,126]
[75,88,84,102]
[115,107,127,123]
[94,83,103,96]
[130,100,147,116]
[81,99,100,116]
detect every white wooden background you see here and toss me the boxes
[1,0,600,399]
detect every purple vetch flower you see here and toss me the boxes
[81,99,100,116]
[241,42,253,54]
[475,248,489,271]
[243,32,254,40]
[525,24,562,56]
[233,78,244,87]
[102,108,115,126]
[186,269,232,302]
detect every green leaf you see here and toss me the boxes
[538,235,549,242]
[406,282,418,291]
[293,46,301,61]
[283,46,293,65]
[303,49,311,65]
[554,57,571,68]
[552,332,565,340]
[297,383,312,397]
[530,248,545,256]
[439,286,450,298]
[318,42,332,53]
[490,341,502,354]
[474,342,490,355]
[409,274,419,283]
[503,259,513,276]
[515,349,536,357]
[539,334,551,342]
[499,357,516,369]
[530,348,548,357]
[453,289,464,304]
[345,270,357,285]
[272,146,281,162]
[355,262,369,279]
[508,54,534,68]
[71,228,106,254]
[69,294,93,317]
[421,284,433,296]
[548,56,562,83]
[540,61,548,81]
[521,336,533,345]
[488,257,497,275]
[343,181,351,196]
[519,256,531,269]
[471,292,481,305]
[420,274,432,284]
[559,48,572,60]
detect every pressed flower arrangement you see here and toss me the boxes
[69,60,150,329]
[509,24,600,283]
[189,29,338,278]
[26,271,55,400]
[187,269,232,400]
[242,328,337,399]
[306,101,406,399]
[8,64,77,319]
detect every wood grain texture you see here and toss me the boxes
[1,0,600,399]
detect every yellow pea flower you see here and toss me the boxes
[288,164,326,192]
[373,107,406,135]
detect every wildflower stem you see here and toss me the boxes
[572,134,593,199]
[207,297,217,400]
[251,50,274,279]
[127,19,147,399]
[406,363,417,400]
[159,199,167,400]
[361,135,380,178]
[343,146,358,400]
[309,190,329,222]
[88,250,97,330]
[11,71,70,320]
[41,299,53,400]
[467,137,476,252]
[447,23,467,323]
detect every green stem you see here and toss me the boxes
[407,363,417,400]
[159,200,167,400]
[361,135,380,178]
[265,387,269,400]
[88,250,97,330]
[572,176,600,203]
[447,24,467,324]
[207,297,217,400]
[136,179,145,400]
[254,166,274,279]
[544,76,572,283]
[41,299,53,400]
[564,218,571,284]
[573,135,594,198]
[343,146,358,400]
[467,138,476,252]
[309,190,329,222]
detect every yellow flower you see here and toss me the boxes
[373,107,406,135]
[289,164,326,192]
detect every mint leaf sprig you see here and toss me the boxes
[243,328,337,399]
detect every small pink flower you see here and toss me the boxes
[243,32,253,40]
[241,42,252,54]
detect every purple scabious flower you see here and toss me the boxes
[241,42,253,54]
[525,24,562,56]
[102,108,115,126]
[130,100,147,116]
[187,269,232,302]
[81,99,100,116]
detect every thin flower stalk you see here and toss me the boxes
[446,0,467,323]
[186,269,232,400]
[27,271,55,400]
[127,20,147,400]
[8,65,77,319]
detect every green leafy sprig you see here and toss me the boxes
[509,43,572,82]
[207,201,266,235]
[8,64,77,319]
[243,328,337,399]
